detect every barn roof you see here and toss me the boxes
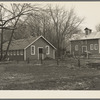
[70,31,100,41]
[3,35,56,50]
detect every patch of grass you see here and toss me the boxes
[0,58,99,90]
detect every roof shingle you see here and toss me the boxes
[70,32,100,41]
[3,36,38,50]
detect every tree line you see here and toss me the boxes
[0,3,84,61]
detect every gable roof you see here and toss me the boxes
[70,31,100,41]
[3,35,56,50]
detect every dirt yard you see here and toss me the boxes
[0,58,100,90]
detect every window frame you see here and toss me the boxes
[13,51,16,56]
[10,51,12,56]
[31,45,35,55]
[90,44,94,50]
[75,45,78,51]
[17,50,19,55]
[94,44,98,50]
[45,45,50,55]
[20,50,23,55]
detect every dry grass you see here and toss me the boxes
[0,58,100,90]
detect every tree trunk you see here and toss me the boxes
[0,26,3,61]
[4,17,20,60]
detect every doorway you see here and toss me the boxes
[38,47,44,60]
[82,46,87,53]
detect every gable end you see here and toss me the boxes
[24,35,56,50]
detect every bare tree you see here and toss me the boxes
[96,24,100,32]
[0,3,39,61]
[0,4,84,62]
[47,5,84,61]
[23,5,84,64]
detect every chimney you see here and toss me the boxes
[84,27,92,35]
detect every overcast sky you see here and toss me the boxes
[30,1,100,32]
[5,1,100,32]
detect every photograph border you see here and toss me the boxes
[0,0,100,99]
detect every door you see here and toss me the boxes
[38,47,44,60]
[82,46,87,53]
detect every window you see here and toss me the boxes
[90,44,93,50]
[17,50,19,55]
[94,44,98,50]
[10,51,12,56]
[20,50,23,55]
[45,45,50,55]
[7,52,9,56]
[75,45,78,51]
[13,51,16,55]
[31,45,35,55]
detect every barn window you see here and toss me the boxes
[7,52,9,56]
[20,50,23,55]
[10,51,12,56]
[17,50,19,55]
[94,44,98,50]
[75,45,78,51]
[31,45,35,55]
[90,44,93,50]
[13,51,16,55]
[45,45,50,55]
